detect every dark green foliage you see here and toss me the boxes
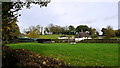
[76,25,90,32]
[68,25,75,35]
[101,28,107,36]
[45,24,76,35]
[2,2,20,44]
[80,39,120,43]
[115,29,120,37]
[101,26,116,39]
[44,27,50,34]
[47,24,64,34]
[68,25,74,31]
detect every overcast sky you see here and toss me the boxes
[17,0,119,34]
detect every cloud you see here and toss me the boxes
[52,0,119,2]
[17,2,118,34]
[103,15,117,21]
[79,19,97,24]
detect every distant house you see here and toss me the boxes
[97,35,105,39]
[75,32,91,42]
[58,36,69,39]
[58,35,75,39]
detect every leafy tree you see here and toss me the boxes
[96,31,99,36]
[24,25,40,38]
[60,27,66,34]
[68,25,74,31]
[2,1,50,44]
[101,28,107,36]
[105,26,115,38]
[89,28,99,38]
[36,25,40,31]
[47,24,54,33]
[115,29,120,37]
[60,26,69,35]
[68,25,75,35]
[27,29,40,38]
[44,27,49,34]
[47,24,63,34]
[101,26,115,38]
[76,25,90,32]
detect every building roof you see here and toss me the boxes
[75,32,90,38]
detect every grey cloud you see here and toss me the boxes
[104,15,117,21]
[80,19,97,24]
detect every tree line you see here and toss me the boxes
[24,24,120,39]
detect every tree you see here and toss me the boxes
[101,28,107,36]
[24,25,40,38]
[47,24,63,34]
[68,25,74,31]
[115,29,120,37]
[105,26,115,38]
[2,1,51,44]
[46,24,75,35]
[47,24,54,34]
[68,25,75,35]
[101,26,115,38]
[76,25,90,32]
[44,27,49,34]
[89,27,99,38]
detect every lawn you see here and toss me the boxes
[39,34,74,39]
[6,43,118,66]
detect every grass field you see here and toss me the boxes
[6,43,118,66]
[39,34,74,39]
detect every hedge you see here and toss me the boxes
[51,39,68,43]
[80,39,120,43]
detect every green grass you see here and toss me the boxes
[6,43,118,66]
[39,34,74,39]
